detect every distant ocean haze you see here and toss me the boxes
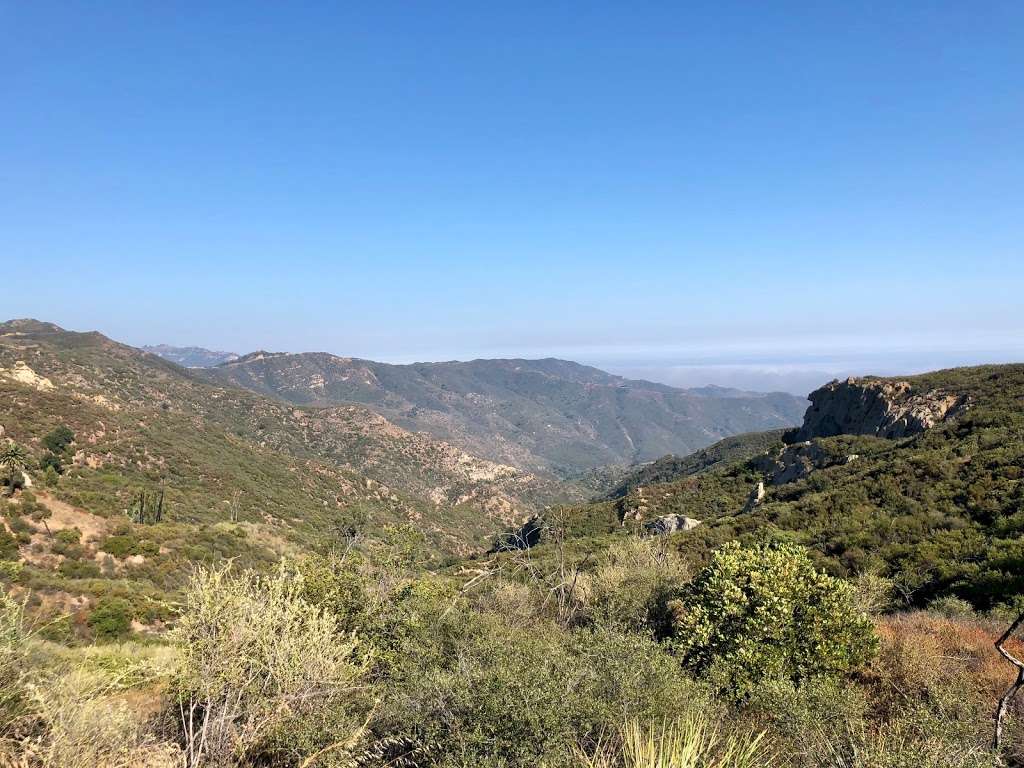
[591,348,1024,396]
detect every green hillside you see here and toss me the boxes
[517,364,1024,610]
[0,320,588,645]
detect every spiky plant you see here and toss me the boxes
[576,713,771,768]
[0,443,28,473]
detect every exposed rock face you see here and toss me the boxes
[644,514,702,535]
[754,441,860,486]
[793,378,969,442]
[742,481,765,512]
[755,442,830,485]
[0,361,55,392]
[619,486,650,525]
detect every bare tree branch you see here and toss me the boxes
[994,610,1024,755]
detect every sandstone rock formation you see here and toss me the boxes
[0,361,55,392]
[793,377,969,442]
[620,486,649,525]
[742,481,765,512]
[754,441,860,486]
[643,514,702,535]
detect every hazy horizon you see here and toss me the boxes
[10,315,1023,396]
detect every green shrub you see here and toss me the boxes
[39,451,65,475]
[377,607,704,768]
[59,559,102,579]
[6,515,32,545]
[54,527,81,545]
[295,552,372,633]
[52,539,88,560]
[42,425,75,455]
[0,561,24,582]
[0,527,18,560]
[87,597,133,641]
[585,537,689,638]
[42,464,61,486]
[99,533,157,558]
[669,541,877,697]
[927,595,975,618]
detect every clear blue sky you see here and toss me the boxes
[3,2,1023,392]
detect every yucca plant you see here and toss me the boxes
[576,712,772,768]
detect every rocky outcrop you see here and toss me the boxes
[792,378,969,442]
[753,441,859,485]
[619,486,650,525]
[0,361,55,392]
[742,481,765,512]
[643,515,701,535]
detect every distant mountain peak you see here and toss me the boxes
[143,344,239,368]
[224,350,290,366]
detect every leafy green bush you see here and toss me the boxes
[59,559,102,579]
[295,552,373,634]
[54,527,81,545]
[42,464,60,486]
[99,534,138,558]
[927,595,975,618]
[39,451,64,475]
[584,537,689,638]
[87,597,133,641]
[42,425,75,456]
[376,598,704,768]
[669,541,877,696]
[98,532,157,558]
[6,515,33,545]
[0,527,18,560]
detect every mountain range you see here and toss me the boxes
[146,347,808,475]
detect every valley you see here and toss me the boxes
[185,348,807,474]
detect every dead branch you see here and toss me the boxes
[994,610,1024,755]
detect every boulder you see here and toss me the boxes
[742,481,765,512]
[644,514,701,535]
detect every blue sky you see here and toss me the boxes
[3,2,1022,393]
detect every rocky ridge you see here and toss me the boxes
[793,377,970,442]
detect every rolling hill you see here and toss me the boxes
[0,320,567,556]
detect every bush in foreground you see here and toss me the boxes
[669,541,877,696]
[174,563,369,767]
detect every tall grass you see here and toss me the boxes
[576,712,772,768]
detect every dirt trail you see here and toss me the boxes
[33,491,111,542]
